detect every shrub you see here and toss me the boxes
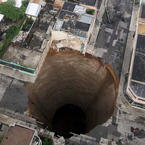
[22,0,29,8]
[0,136,3,143]
[0,1,27,23]
[0,1,27,56]
[42,138,53,145]
[22,18,34,31]
[0,17,25,56]
[86,9,95,15]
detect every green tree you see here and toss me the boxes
[0,17,25,56]
[42,138,53,145]
[0,136,3,143]
[0,1,27,23]
[22,0,29,8]
[22,17,34,31]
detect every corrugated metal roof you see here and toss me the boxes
[73,5,86,15]
[78,14,93,24]
[15,0,22,8]
[0,14,4,22]
[25,2,41,17]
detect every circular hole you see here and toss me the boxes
[27,49,118,138]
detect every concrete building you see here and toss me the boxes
[0,1,54,82]
[126,0,145,109]
[25,2,41,17]
[1,124,42,145]
[1,0,145,144]
[0,0,99,83]
[52,1,97,54]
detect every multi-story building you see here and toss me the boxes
[52,0,97,54]
[127,0,145,109]
[0,0,98,83]
[1,124,42,145]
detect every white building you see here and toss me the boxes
[0,14,4,22]
[15,0,22,8]
[25,2,41,17]
[1,0,8,2]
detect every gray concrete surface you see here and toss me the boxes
[0,79,28,114]
[87,0,145,145]
[0,74,12,101]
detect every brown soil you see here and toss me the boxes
[27,48,118,137]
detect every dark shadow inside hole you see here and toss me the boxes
[52,104,86,138]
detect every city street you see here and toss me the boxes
[87,0,145,144]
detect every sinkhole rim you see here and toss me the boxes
[27,48,119,137]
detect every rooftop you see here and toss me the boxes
[141,5,145,18]
[25,2,41,17]
[136,34,145,53]
[53,2,95,38]
[1,125,35,145]
[79,0,97,6]
[15,0,22,8]
[67,0,97,6]
[0,14,4,22]
[0,3,55,82]
[130,81,145,99]
[129,34,145,100]
[132,52,145,83]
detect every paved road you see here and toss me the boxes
[88,0,145,144]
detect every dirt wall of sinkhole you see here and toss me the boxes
[27,48,118,133]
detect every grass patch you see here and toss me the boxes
[41,138,53,145]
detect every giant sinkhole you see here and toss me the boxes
[27,48,118,138]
